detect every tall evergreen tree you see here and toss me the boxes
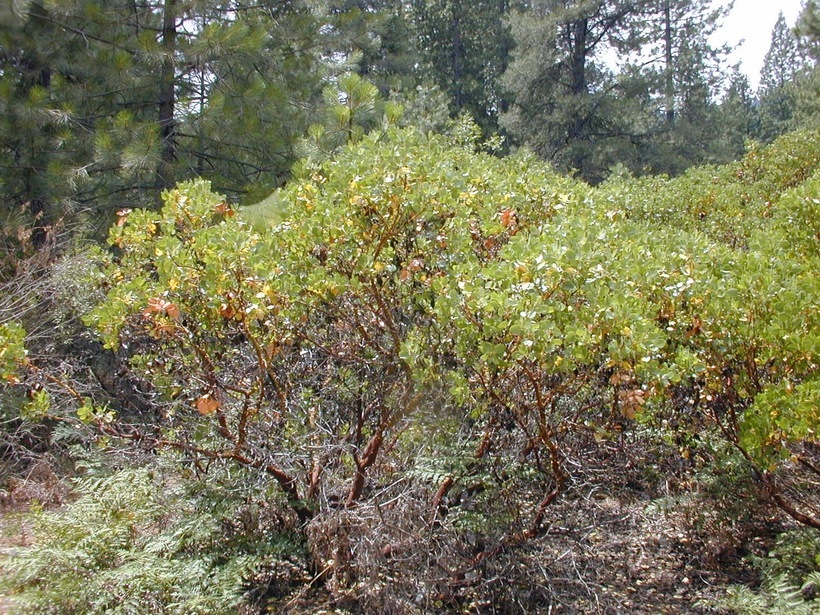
[639,0,730,127]
[760,12,802,92]
[796,0,820,59]
[323,0,422,95]
[410,0,514,132]
[0,0,162,227]
[500,0,734,180]
[793,0,820,131]
[714,66,758,160]
[500,0,642,181]
[0,0,329,233]
[178,0,327,200]
[633,0,732,173]
[757,12,803,141]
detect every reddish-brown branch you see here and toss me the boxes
[430,415,501,526]
[475,418,497,459]
[214,408,234,442]
[241,312,287,413]
[367,280,405,373]
[767,488,820,529]
[711,404,820,529]
[162,325,238,443]
[307,455,325,501]
[431,475,455,515]
[519,363,568,533]
[346,427,384,507]
[744,344,762,394]
[234,391,253,450]
[796,454,820,478]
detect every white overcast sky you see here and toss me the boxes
[712,0,807,89]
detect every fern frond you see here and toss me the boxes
[0,465,303,614]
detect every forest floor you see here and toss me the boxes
[0,457,788,614]
[0,513,32,615]
[272,452,785,615]
[0,460,70,615]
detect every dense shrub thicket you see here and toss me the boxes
[0,127,818,613]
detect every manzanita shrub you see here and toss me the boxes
[81,126,819,530]
[81,127,595,525]
[0,321,26,382]
[2,126,817,610]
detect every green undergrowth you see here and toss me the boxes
[719,528,820,614]
[0,461,307,614]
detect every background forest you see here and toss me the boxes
[0,0,818,613]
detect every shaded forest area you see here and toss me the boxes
[0,1,819,613]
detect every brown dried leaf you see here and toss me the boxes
[618,389,646,419]
[214,201,235,217]
[144,297,179,320]
[219,303,236,319]
[165,302,180,320]
[195,395,219,415]
[500,208,517,228]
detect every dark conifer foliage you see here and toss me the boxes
[0,0,329,231]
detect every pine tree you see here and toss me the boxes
[758,12,804,141]
[760,12,802,92]
[793,0,820,132]
[634,0,733,174]
[323,0,422,95]
[499,0,643,181]
[644,0,730,126]
[0,0,330,233]
[178,1,327,201]
[715,67,758,159]
[795,0,820,61]
[409,0,514,133]
[0,2,143,221]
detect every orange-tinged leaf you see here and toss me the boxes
[214,201,235,217]
[144,297,169,315]
[195,395,219,415]
[165,303,180,320]
[157,324,176,336]
[618,388,645,419]
[621,404,637,420]
[500,208,517,228]
[144,297,180,319]
[219,303,236,319]
[265,342,280,359]
[609,372,632,386]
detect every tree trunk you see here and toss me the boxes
[664,0,675,125]
[568,17,589,170]
[568,18,588,98]
[157,0,177,196]
[452,5,463,110]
